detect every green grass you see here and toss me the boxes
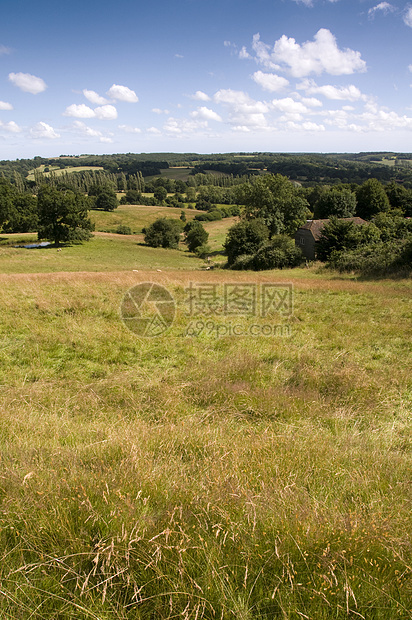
[0,249,411,617]
[0,234,205,273]
[27,165,104,180]
[90,204,201,234]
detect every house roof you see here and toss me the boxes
[297,218,367,241]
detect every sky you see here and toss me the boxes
[1,0,412,158]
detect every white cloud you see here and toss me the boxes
[100,137,113,143]
[64,104,96,118]
[214,89,269,128]
[83,89,109,105]
[72,120,102,137]
[252,70,289,92]
[298,79,365,101]
[152,108,170,114]
[232,125,251,132]
[252,29,366,77]
[0,45,11,55]
[301,121,325,131]
[409,64,412,72]
[106,84,138,103]
[147,127,161,134]
[191,90,211,101]
[94,105,118,120]
[271,97,309,114]
[190,106,222,122]
[0,120,22,133]
[0,101,13,110]
[298,96,323,107]
[368,2,395,17]
[118,124,142,133]
[30,122,60,139]
[404,6,412,27]
[8,72,47,94]
[175,54,184,59]
[239,46,251,60]
[163,117,208,135]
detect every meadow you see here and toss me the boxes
[0,231,411,618]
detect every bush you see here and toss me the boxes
[144,218,181,249]
[329,237,412,275]
[116,225,132,235]
[251,235,303,270]
[185,223,209,253]
[224,219,269,266]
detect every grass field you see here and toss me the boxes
[0,234,411,618]
[27,165,104,180]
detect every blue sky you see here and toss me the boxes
[1,0,412,158]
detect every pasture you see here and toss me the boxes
[0,234,411,618]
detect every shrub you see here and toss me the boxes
[224,219,269,266]
[116,225,132,235]
[144,218,181,249]
[251,235,304,270]
[185,223,209,253]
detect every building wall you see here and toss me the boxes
[294,229,316,260]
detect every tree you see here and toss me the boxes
[356,179,390,220]
[185,222,209,253]
[223,219,269,266]
[144,218,181,249]
[316,217,380,261]
[37,185,93,246]
[240,174,310,236]
[315,188,357,219]
[93,187,118,211]
[249,235,303,270]
[153,186,167,204]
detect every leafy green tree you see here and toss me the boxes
[240,174,310,236]
[93,187,118,211]
[144,218,181,249]
[356,179,390,220]
[185,222,209,253]
[224,219,269,266]
[316,217,380,261]
[4,193,38,233]
[153,186,167,204]
[37,185,93,246]
[0,179,16,231]
[315,188,357,219]
[250,235,303,271]
[385,181,412,216]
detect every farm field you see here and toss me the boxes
[26,165,105,180]
[0,234,411,618]
[90,204,206,234]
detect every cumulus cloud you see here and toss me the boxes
[163,117,208,135]
[368,2,395,17]
[107,84,138,102]
[252,71,289,92]
[252,29,366,77]
[83,89,109,105]
[30,122,60,139]
[152,108,170,114]
[271,97,309,114]
[191,90,211,101]
[72,120,102,138]
[0,101,13,110]
[404,6,412,26]
[214,89,269,128]
[118,124,142,133]
[147,127,161,134]
[94,105,118,120]
[64,104,96,118]
[0,120,22,133]
[297,78,365,101]
[8,72,47,94]
[190,107,222,122]
[239,46,251,60]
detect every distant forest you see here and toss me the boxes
[2,151,412,190]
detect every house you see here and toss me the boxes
[294,218,367,260]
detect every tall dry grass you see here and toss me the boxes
[0,270,411,618]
